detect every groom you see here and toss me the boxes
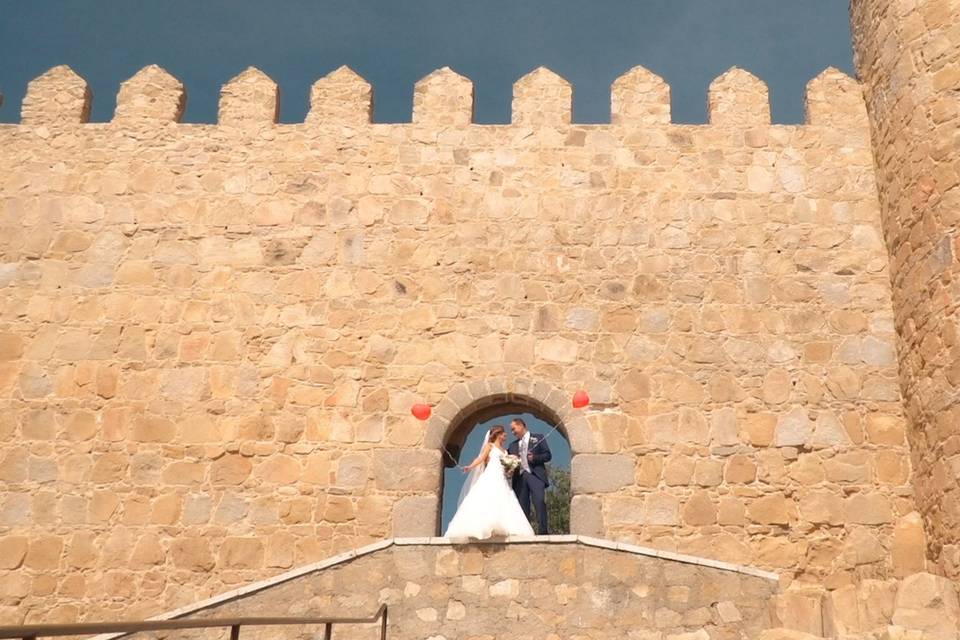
[508,418,552,535]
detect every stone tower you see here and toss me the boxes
[850,0,960,578]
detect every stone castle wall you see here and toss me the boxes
[0,61,922,623]
[850,0,960,580]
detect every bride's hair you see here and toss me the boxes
[488,425,506,442]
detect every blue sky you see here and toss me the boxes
[0,1,854,124]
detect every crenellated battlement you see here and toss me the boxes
[2,63,868,130]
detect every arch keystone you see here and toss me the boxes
[219,66,279,126]
[512,67,572,126]
[22,65,91,125]
[708,67,770,125]
[413,67,474,126]
[611,65,671,125]
[804,67,868,128]
[113,65,186,123]
[308,66,373,125]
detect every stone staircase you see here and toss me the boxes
[91,537,958,640]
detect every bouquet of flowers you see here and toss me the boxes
[500,453,522,477]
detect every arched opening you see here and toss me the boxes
[438,396,573,536]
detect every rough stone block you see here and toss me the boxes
[308,66,372,125]
[892,512,927,576]
[219,67,279,126]
[744,413,776,447]
[811,412,851,448]
[805,67,868,128]
[708,67,770,125]
[683,492,717,526]
[24,536,63,570]
[570,495,603,536]
[0,536,28,569]
[709,407,739,446]
[865,414,906,445]
[373,449,440,491]
[114,65,185,122]
[845,493,893,524]
[170,537,215,571]
[775,407,811,447]
[644,492,680,525]
[512,67,572,126]
[859,579,898,632]
[413,67,473,126]
[747,493,792,525]
[22,65,91,125]
[773,587,825,636]
[611,65,671,125]
[393,495,437,537]
[334,453,370,489]
[220,537,264,569]
[211,455,253,486]
[571,454,634,493]
[564,416,596,454]
[892,572,960,640]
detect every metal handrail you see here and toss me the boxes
[0,604,388,640]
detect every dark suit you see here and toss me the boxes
[508,432,552,534]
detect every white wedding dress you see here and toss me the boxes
[444,445,535,539]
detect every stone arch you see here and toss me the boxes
[426,378,595,536]
[424,378,594,458]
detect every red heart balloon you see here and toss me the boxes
[411,403,432,421]
[572,389,590,409]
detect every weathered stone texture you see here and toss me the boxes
[611,66,671,125]
[708,67,770,125]
[174,542,779,640]
[572,454,635,493]
[512,66,572,125]
[0,59,917,623]
[113,65,185,122]
[308,66,372,125]
[21,65,91,125]
[852,0,960,579]
[218,67,279,126]
[412,67,474,126]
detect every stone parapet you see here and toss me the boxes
[94,537,780,640]
[8,64,870,129]
[80,539,958,640]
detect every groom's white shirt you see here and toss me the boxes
[520,432,531,473]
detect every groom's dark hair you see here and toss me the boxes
[511,418,527,429]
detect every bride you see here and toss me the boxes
[444,425,535,539]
